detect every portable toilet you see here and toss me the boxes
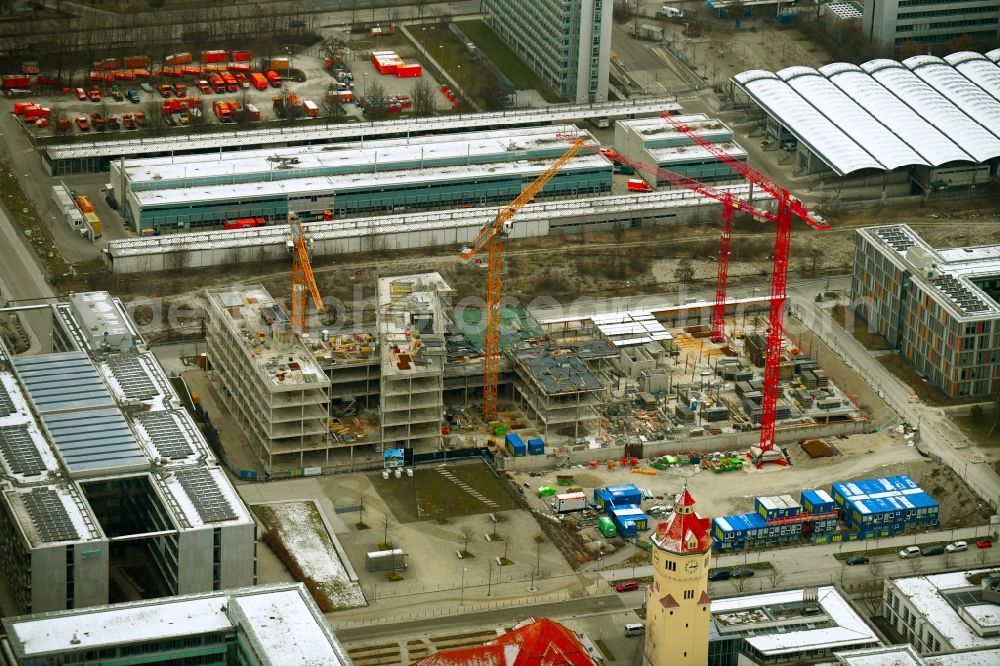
[598,516,617,538]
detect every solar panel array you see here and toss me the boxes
[135,411,194,459]
[932,275,991,315]
[0,424,45,477]
[0,383,15,417]
[105,353,158,401]
[22,487,80,543]
[874,226,916,253]
[42,408,148,474]
[13,352,116,413]
[173,468,237,523]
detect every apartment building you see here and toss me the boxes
[863,0,1000,50]
[483,0,613,103]
[852,225,1000,398]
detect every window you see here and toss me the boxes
[667,560,676,571]
[683,589,695,600]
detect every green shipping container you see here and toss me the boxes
[538,486,556,497]
[598,517,617,538]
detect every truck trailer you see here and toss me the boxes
[554,492,587,514]
[365,549,408,572]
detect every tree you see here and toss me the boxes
[381,513,394,549]
[364,81,389,120]
[675,258,695,284]
[808,244,823,275]
[859,559,885,615]
[947,34,975,54]
[414,0,431,19]
[411,79,436,116]
[970,404,984,424]
[766,566,784,590]
[898,41,925,59]
[459,525,474,555]
[321,95,346,124]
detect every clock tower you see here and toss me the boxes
[643,488,713,666]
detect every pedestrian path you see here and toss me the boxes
[437,466,499,509]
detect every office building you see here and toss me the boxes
[205,285,333,473]
[0,583,350,666]
[863,1,1000,51]
[0,292,255,615]
[884,568,1000,654]
[483,0,613,103]
[852,224,1000,398]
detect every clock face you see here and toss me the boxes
[685,560,699,573]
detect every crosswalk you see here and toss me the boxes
[436,466,499,509]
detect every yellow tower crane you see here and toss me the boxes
[458,136,586,421]
[287,212,324,332]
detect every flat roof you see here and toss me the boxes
[206,286,329,388]
[4,485,100,546]
[132,153,611,207]
[646,141,747,164]
[927,649,1000,666]
[732,55,1000,175]
[835,644,924,666]
[108,183,772,258]
[620,114,733,142]
[2,584,341,663]
[512,345,609,395]
[45,98,682,160]
[121,125,597,186]
[859,224,1000,321]
[377,272,450,376]
[0,373,61,481]
[592,310,673,347]
[712,586,878,655]
[890,569,1000,650]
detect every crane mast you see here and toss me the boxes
[287,212,325,333]
[460,138,587,421]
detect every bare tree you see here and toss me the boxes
[414,0,431,19]
[459,525,474,555]
[411,79,435,116]
[767,566,785,590]
[381,513,393,549]
[675,258,695,284]
[364,81,390,120]
[858,559,885,615]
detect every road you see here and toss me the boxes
[0,202,55,303]
[787,281,1000,508]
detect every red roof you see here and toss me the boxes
[658,593,680,609]
[653,489,712,554]
[411,618,597,666]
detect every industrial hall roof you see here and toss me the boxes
[732,52,1000,176]
[411,617,598,666]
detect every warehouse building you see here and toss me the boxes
[883,568,1000,655]
[0,583,350,666]
[852,224,1000,398]
[863,1,1000,51]
[101,184,774,274]
[613,115,748,185]
[205,285,333,473]
[831,475,939,536]
[0,292,255,615]
[43,98,678,175]
[729,52,1000,195]
[483,0,613,104]
[111,126,612,233]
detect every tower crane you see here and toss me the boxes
[561,133,783,343]
[657,112,829,466]
[459,138,587,421]
[287,211,325,333]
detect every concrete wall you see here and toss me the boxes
[31,545,68,612]
[176,528,213,594]
[73,541,109,610]
[220,522,257,589]
[495,419,867,471]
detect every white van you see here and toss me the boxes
[625,623,645,637]
[659,6,683,18]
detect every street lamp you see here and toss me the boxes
[285,46,292,81]
[460,567,467,605]
[457,64,462,89]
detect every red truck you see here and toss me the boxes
[201,49,228,64]
[265,70,282,88]
[627,178,653,193]
[3,74,31,90]
[250,72,268,91]
[208,73,226,94]
[221,72,237,92]
[212,100,233,122]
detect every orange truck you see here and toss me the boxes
[212,100,232,122]
[165,52,193,66]
[208,73,226,93]
[221,72,237,92]
[265,70,282,88]
[250,72,268,91]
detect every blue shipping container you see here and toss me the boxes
[505,433,526,457]
[527,437,545,455]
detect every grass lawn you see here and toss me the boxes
[372,461,518,524]
[876,353,969,406]
[409,24,494,110]
[0,167,71,279]
[953,414,1000,450]
[455,20,564,103]
[830,304,892,351]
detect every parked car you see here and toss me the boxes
[921,545,945,557]
[111,87,123,102]
[945,541,967,553]
[899,546,921,559]
[88,88,101,102]
[140,82,155,93]
[976,538,993,549]
[845,554,870,566]
[615,580,640,592]
[731,567,755,579]
[74,116,89,131]
[126,89,140,103]
[75,87,87,100]
[708,569,732,581]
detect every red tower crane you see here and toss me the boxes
[657,112,829,466]
[561,133,781,343]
